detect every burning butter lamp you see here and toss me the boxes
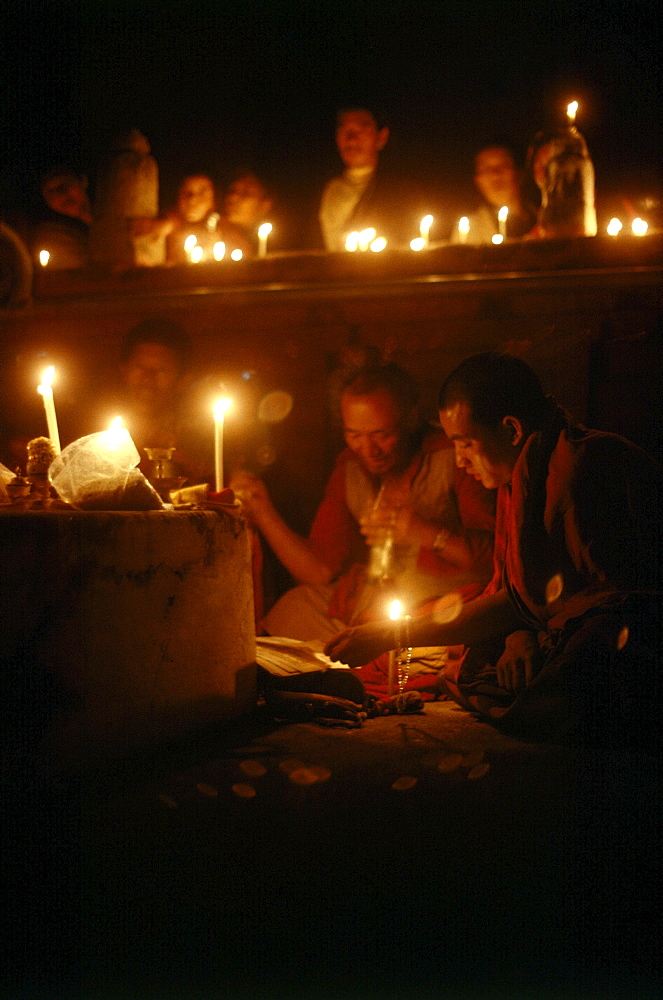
[213,397,232,493]
[457,217,470,244]
[632,218,648,236]
[387,599,402,697]
[607,218,623,236]
[419,214,433,246]
[498,205,508,239]
[39,250,50,267]
[37,365,61,454]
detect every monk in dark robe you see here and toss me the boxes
[325,352,662,749]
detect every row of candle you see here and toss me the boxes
[37,366,233,493]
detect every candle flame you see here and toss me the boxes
[607,218,623,236]
[38,365,55,393]
[358,228,376,251]
[184,235,197,252]
[345,231,360,252]
[567,101,578,122]
[213,241,226,260]
[419,214,433,239]
[213,398,232,421]
[410,237,426,251]
[230,248,243,261]
[39,250,50,267]
[190,245,204,263]
[632,218,648,236]
[498,206,509,223]
[258,222,272,239]
[458,217,470,235]
[388,599,402,621]
[370,237,387,252]
[491,234,504,245]
[103,416,129,450]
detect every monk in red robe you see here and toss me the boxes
[326,352,662,748]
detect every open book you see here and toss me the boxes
[255,636,350,677]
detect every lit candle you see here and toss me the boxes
[258,222,272,258]
[419,214,433,245]
[213,397,232,493]
[410,237,426,251]
[607,218,623,236]
[632,218,648,236]
[370,237,387,252]
[358,228,376,252]
[491,233,504,245]
[37,366,61,454]
[184,234,197,254]
[458,217,470,244]
[498,205,508,238]
[230,248,243,261]
[102,416,131,450]
[190,245,204,263]
[567,100,579,123]
[39,250,50,267]
[387,599,402,697]
[213,241,226,260]
[345,232,360,252]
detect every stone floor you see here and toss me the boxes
[5,700,662,999]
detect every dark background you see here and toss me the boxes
[2,0,661,239]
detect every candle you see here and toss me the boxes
[632,218,648,236]
[184,234,197,254]
[230,248,243,261]
[37,366,61,454]
[387,599,402,697]
[358,228,376,252]
[102,416,131,450]
[213,241,226,260]
[190,245,204,263]
[39,250,50,267]
[410,237,426,251]
[567,100,579,123]
[419,214,433,245]
[498,205,508,238]
[213,397,232,493]
[491,233,504,245]
[607,218,623,236]
[258,222,272,258]
[370,237,387,252]
[345,231,360,252]
[458,217,470,244]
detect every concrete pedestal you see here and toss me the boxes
[0,507,256,766]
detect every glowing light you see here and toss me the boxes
[491,234,504,245]
[458,217,470,244]
[498,205,508,238]
[345,231,360,252]
[545,574,564,603]
[184,235,197,252]
[419,214,433,243]
[388,599,402,621]
[37,366,61,454]
[102,416,130,451]
[190,245,204,263]
[230,248,243,261]
[617,626,629,651]
[213,241,226,260]
[370,237,387,252]
[358,228,376,251]
[258,222,272,258]
[213,397,233,493]
[567,101,578,123]
[607,218,623,236]
[39,250,50,267]
[410,237,426,251]
[632,218,648,236]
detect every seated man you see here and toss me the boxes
[316,107,421,252]
[231,362,496,694]
[451,144,536,244]
[326,353,662,748]
[31,165,93,269]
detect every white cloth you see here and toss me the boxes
[318,167,374,252]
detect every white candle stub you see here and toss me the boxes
[37,365,61,454]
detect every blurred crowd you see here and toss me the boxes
[1,103,639,289]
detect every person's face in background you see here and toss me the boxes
[474,147,521,208]
[176,176,215,224]
[336,110,389,171]
[121,342,183,414]
[41,173,91,222]
[223,175,272,229]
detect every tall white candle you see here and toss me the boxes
[419,214,433,245]
[213,397,232,492]
[498,205,509,239]
[258,222,272,258]
[37,366,61,454]
[567,100,578,123]
[458,217,470,244]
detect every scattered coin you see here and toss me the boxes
[467,762,491,781]
[240,760,267,778]
[289,768,319,786]
[232,783,257,799]
[308,765,332,782]
[438,754,463,772]
[392,776,418,791]
[196,782,218,798]
[279,759,305,775]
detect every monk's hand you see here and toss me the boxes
[496,629,542,693]
[324,621,393,669]
[360,504,414,546]
[228,471,274,527]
